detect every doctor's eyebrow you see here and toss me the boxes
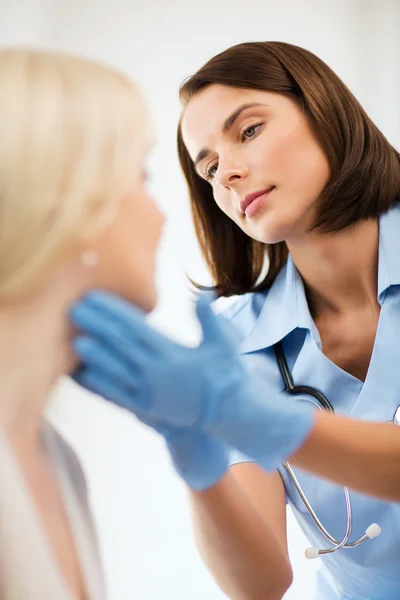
[194,102,268,170]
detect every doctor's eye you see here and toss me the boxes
[242,123,263,141]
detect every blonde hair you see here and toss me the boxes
[0,49,148,299]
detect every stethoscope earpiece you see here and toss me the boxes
[304,523,382,560]
[365,523,382,539]
[305,547,320,560]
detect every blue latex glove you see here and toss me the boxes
[70,291,316,475]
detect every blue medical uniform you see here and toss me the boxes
[221,204,400,600]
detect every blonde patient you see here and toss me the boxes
[0,50,163,599]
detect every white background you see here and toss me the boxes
[1,1,399,598]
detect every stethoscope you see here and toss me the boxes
[274,341,400,560]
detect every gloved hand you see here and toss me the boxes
[70,291,316,474]
[71,364,229,491]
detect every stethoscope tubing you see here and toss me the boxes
[274,341,379,556]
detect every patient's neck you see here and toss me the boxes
[0,272,81,461]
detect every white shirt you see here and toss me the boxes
[0,421,106,600]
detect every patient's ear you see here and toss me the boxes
[79,199,120,244]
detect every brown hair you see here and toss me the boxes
[177,41,400,297]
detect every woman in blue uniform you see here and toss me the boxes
[72,42,400,600]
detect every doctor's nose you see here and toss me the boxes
[215,158,249,189]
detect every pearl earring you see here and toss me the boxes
[81,250,99,268]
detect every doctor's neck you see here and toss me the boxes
[0,266,84,462]
[286,217,379,318]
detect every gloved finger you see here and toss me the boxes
[70,300,164,362]
[195,295,229,346]
[73,365,143,413]
[72,361,172,435]
[72,290,171,352]
[73,335,141,384]
[70,301,130,346]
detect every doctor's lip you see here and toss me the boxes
[240,186,275,216]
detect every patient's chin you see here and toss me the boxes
[140,288,157,314]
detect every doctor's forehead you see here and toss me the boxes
[180,84,271,161]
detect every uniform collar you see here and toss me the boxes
[377,204,400,301]
[240,255,318,354]
[240,203,400,354]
